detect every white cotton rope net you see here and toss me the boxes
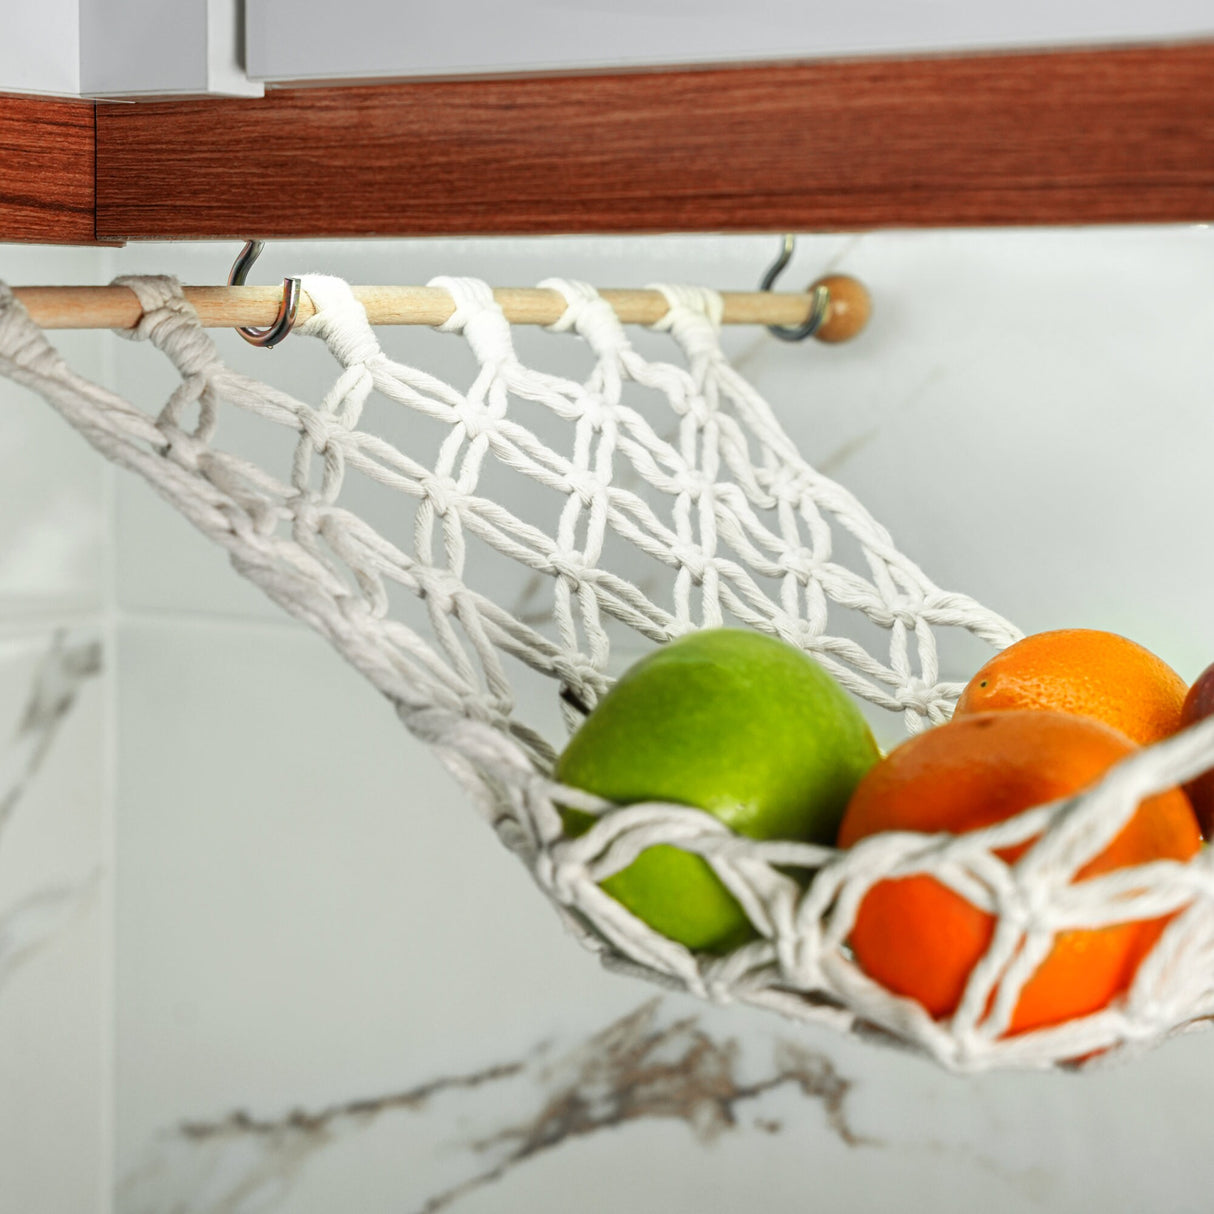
[6,271,1214,1073]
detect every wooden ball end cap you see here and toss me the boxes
[812,275,871,343]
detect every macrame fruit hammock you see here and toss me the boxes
[5,271,1214,1074]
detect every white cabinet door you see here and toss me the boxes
[78,0,262,97]
[246,0,1214,83]
[0,1,81,96]
[4,0,1213,98]
[2,0,261,98]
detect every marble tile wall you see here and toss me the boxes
[5,229,1214,1212]
[0,242,113,1214]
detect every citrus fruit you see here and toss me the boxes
[1178,661,1214,839]
[556,628,880,953]
[954,628,1187,747]
[836,710,1201,1034]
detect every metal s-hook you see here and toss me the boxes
[228,240,301,348]
[758,236,873,344]
[758,235,831,342]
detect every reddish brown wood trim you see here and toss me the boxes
[94,42,1214,239]
[0,94,98,244]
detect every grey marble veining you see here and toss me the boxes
[0,625,108,1214]
[0,632,102,994]
[118,997,872,1214]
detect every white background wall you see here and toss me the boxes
[0,242,112,1214]
[4,226,1214,1212]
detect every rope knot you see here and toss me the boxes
[0,287,71,378]
[648,284,725,364]
[111,275,225,382]
[111,275,192,335]
[566,468,603,508]
[290,492,323,535]
[297,407,341,455]
[547,549,586,583]
[894,678,939,714]
[880,594,926,629]
[540,278,631,360]
[463,308,516,369]
[454,403,493,440]
[573,391,610,430]
[430,276,516,369]
[422,474,460,516]
[674,546,709,583]
[545,848,590,905]
[155,425,206,471]
[539,278,597,333]
[297,275,383,368]
[672,469,711,501]
[418,566,464,615]
[769,467,812,504]
[779,547,821,583]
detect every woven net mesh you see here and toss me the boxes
[5,271,1214,1072]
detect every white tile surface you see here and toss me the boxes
[0,629,109,1214]
[0,244,114,1214]
[112,620,624,1167]
[9,229,1214,1214]
[0,245,113,622]
[110,618,1214,1213]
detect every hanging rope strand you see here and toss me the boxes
[4,273,1213,1073]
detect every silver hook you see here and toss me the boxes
[758,235,831,342]
[228,240,301,348]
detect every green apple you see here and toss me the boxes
[556,628,880,952]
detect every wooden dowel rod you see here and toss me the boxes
[10,278,871,343]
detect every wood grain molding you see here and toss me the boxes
[0,94,98,244]
[93,42,1214,240]
[2,41,1211,243]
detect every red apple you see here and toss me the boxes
[1179,662,1214,839]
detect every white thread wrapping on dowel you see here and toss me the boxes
[4,271,1214,1072]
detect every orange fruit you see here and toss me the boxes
[836,710,1201,1034]
[954,628,1187,747]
